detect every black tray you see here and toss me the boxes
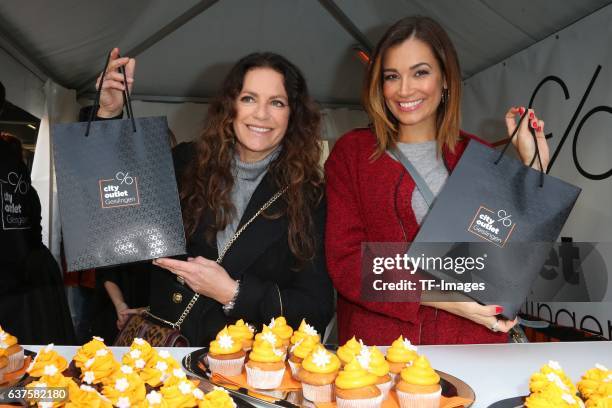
[487,396,526,408]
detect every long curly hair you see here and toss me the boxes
[180,52,324,262]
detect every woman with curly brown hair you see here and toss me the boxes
[96,49,334,345]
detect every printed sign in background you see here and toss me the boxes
[462,5,612,338]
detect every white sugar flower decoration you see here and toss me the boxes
[44,343,54,352]
[173,368,186,378]
[83,371,95,384]
[34,381,48,388]
[402,338,417,352]
[96,349,108,357]
[158,350,170,359]
[85,358,95,368]
[561,394,576,404]
[121,365,134,374]
[178,381,193,395]
[303,323,318,336]
[193,388,205,399]
[218,334,234,349]
[595,363,608,371]
[43,365,58,376]
[93,336,104,342]
[548,360,562,371]
[356,347,371,369]
[115,377,129,392]
[261,331,277,345]
[80,385,96,392]
[156,361,168,372]
[39,402,53,408]
[269,318,276,328]
[129,349,142,359]
[290,339,303,353]
[133,338,145,345]
[135,359,146,369]
[604,374,612,383]
[312,349,331,368]
[147,391,162,404]
[546,373,568,390]
[116,396,131,408]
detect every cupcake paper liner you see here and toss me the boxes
[6,349,24,373]
[396,388,441,408]
[245,365,285,390]
[376,379,393,400]
[336,393,383,408]
[302,382,334,403]
[288,359,301,379]
[207,355,245,377]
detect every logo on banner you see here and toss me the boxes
[99,171,140,209]
[467,206,515,247]
[0,171,31,230]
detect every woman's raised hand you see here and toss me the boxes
[96,48,136,118]
[505,107,550,171]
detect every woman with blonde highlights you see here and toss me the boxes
[326,16,549,345]
[96,50,334,345]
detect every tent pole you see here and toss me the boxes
[317,0,373,53]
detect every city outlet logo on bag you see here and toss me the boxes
[467,206,515,247]
[99,171,140,209]
[0,171,31,230]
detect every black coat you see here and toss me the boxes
[148,143,334,346]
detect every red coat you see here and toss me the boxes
[325,128,508,345]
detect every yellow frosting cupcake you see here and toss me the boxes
[122,338,156,372]
[585,393,612,408]
[0,326,24,372]
[227,320,255,351]
[578,364,611,399]
[101,366,146,407]
[199,387,237,408]
[80,348,120,386]
[269,316,294,346]
[288,336,318,379]
[360,346,392,399]
[139,350,181,387]
[337,336,363,366]
[245,338,286,389]
[534,361,577,395]
[298,346,341,403]
[159,378,201,407]
[26,372,78,407]
[208,326,246,376]
[253,324,285,350]
[396,355,441,408]
[66,384,113,408]
[386,335,418,375]
[290,319,320,345]
[27,344,69,378]
[334,358,381,408]
[525,386,584,407]
[73,336,107,369]
[141,390,170,408]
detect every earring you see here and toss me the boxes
[441,88,449,104]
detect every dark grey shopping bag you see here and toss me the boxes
[52,55,186,271]
[406,114,581,319]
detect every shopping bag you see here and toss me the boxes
[51,53,186,271]
[406,118,581,319]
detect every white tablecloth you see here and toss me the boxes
[25,341,612,408]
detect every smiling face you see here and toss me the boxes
[232,67,290,162]
[382,36,446,142]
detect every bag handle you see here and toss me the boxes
[389,147,435,208]
[85,50,137,136]
[494,109,545,187]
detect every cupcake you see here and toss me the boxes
[65,384,113,408]
[27,343,69,378]
[26,372,79,407]
[0,326,24,372]
[122,338,156,372]
[207,326,246,376]
[288,336,318,378]
[578,364,611,400]
[360,346,392,400]
[199,387,237,408]
[334,357,382,408]
[163,367,190,387]
[159,378,201,407]
[524,385,584,407]
[298,345,340,402]
[73,336,108,370]
[534,360,577,395]
[290,319,321,346]
[227,320,255,351]
[254,325,285,352]
[101,365,146,407]
[139,350,181,387]
[386,336,418,382]
[269,316,294,348]
[337,336,363,366]
[80,348,120,386]
[396,355,441,408]
[141,390,170,408]
[245,336,286,389]
[585,393,612,408]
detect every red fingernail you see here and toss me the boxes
[532,121,538,128]
[495,306,504,314]
[529,112,534,119]
[518,107,525,115]
[537,126,542,132]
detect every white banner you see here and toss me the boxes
[462,5,612,339]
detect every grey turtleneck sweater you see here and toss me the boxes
[216,147,281,253]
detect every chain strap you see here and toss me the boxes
[147,186,288,330]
